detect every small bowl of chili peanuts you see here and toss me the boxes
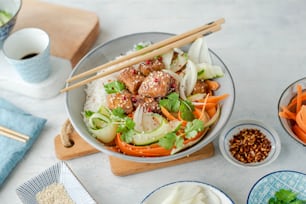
[219,120,281,168]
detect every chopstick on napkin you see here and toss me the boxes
[0,126,30,143]
[0,97,47,187]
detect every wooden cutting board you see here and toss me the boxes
[13,0,100,67]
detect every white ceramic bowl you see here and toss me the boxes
[65,32,235,163]
[141,180,234,204]
[219,120,281,168]
[278,77,306,146]
[0,0,22,45]
[247,170,306,204]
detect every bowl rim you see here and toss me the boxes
[66,32,236,163]
[141,180,235,204]
[0,0,22,29]
[219,119,281,168]
[277,77,306,147]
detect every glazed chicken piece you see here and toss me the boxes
[192,80,210,95]
[132,95,161,113]
[138,58,165,76]
[138,71,175,98]
[107,91,134,114]
[118,67,145,94]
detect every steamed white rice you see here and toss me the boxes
[83,41,152,113]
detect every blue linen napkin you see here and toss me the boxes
[0,97,47,187]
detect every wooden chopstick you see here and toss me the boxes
[67,18,225,83]
[61,19,224,93]
[0,126,30,143]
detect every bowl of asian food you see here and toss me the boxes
[0,0,22,45]
[278,77,306,146]
[65,32,235,163]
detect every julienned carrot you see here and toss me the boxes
[279,83,306,143]
[193,108,203,119]
[199,93,209,120]
[292,124,306,143]
[296,84,303,113]
[279,106,296,120]
[177,111,187,126]
[206,80,220,91]
[160,106,177,121]
[206,107,217,118]
[115,134,171,156]
[194,102,217,109]
[197,93,229,104]
[296,105,306,133]
[287,92,306,110]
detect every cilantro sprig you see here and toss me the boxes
[159,93,194,121]
[184,119,205,139]
[158,132,183,150]
[104,81,125,94]
[268,189,306,204]
[110,107,135,143]
[157,93,205,150]
[159,92,180,112]
[158,119,204,150]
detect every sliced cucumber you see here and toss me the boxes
[88,113,111,129]
[197,63,224,80]
[132,116,170,145]
[98,105,112,117]
[0,10,12,26]
[89,123,118,143]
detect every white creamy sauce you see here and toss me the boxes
[144,184,223,204]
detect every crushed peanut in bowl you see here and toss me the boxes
[229,128,271,164]
[219,120,281,168]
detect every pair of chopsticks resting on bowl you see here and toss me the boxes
[0,126,30,143]
[61,18,225,93]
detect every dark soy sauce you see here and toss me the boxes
[21,53,38,60]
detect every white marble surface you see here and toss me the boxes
[1,0,306,203]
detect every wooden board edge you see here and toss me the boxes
[109,143,215,176]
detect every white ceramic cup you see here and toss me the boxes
[2,28,51,83]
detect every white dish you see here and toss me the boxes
[16,161,96,204]
[219,120,281,168]
[141,180,234,204]
[247,170,306,204]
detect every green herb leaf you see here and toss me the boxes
[185,119,204,139]
[104,81,125,94]
[85,110,94,118]
[158,132,177,150]
[275,189,297,203]
[197,70,205,76]
[179,100,194,121]
[135,44,145,51]
[268,189,306,204]
[117,117,135,143]
[159,93,180,112]
[112,107,126,118]
[120,129,135,143]
[175,136,184,149]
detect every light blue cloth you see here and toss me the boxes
[0,97,46,187]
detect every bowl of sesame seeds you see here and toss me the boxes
[219,120,281,168]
